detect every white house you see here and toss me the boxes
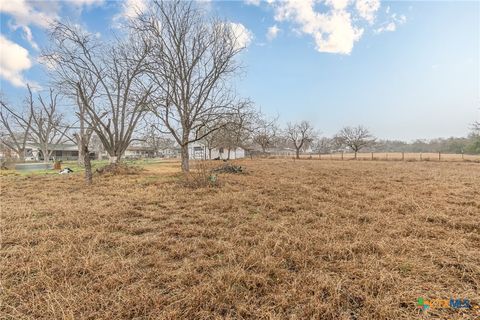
[123,145,179,159]
[188,142,245,160]
[24,143,80,161]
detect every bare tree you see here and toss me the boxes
[335,125,375,159]
[314,136,335,154]
[253,113,278,153]
[216,101,256,159]
[0,97,32,161]
[137,0,247,172]
[142,124,177,157]
[42,22,154,164]
[1,86,70,164]
[285,121,317,159]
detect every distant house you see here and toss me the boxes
[0,143,98,162]
[158,147,180,158]
[123,145,179,159]
[124,146,157,159]
[25,143,81,161]
[188,142,245,160]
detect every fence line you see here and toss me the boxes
[259,152,480,162]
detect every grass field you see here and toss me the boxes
[1,159,479,319]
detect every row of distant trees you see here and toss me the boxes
[192,117,480,160]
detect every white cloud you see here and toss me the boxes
[0,0,104,58]
[229,22,253,50]
[112,0,147,28]
[119,0,147,20]
[7,22,39,51]
[273,0,366,55]
[355,0,380,24]
[0,0,57,29]
[375,22,395,33]
[68,0,104,6]
[325,0,351,11]
[266,25,280,41]
[374,13,406,34]
[245,0,261,6]
[0,35,32,87]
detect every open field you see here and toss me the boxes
[1,159,479,319]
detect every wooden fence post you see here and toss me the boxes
[371,152,374,160]
[402,152,405,161]
[438,152,441,161]
[341,151,344,160]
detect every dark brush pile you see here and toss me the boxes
[211,164,245,174]
[96,163,142,176]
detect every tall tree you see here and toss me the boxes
[335,125,375,159]
[136,0,247,172]
[0,96,32,161]
[42,22,154,164]
[1,86,70,164]
[285,121,316,159]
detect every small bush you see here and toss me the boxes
[180,161,219,188]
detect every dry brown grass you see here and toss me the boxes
[1,159,479,319]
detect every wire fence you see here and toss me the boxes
[261,152,480,162]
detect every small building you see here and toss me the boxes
[123,145,180,159]
[25,143,80,161]
[188,142,245,160]
[0,143,98,162]
[124,146,157,159]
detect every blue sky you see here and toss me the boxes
[1,0,479,140]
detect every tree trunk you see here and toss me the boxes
[84,145,92,185]
[108,149,123,164]
[181,144,189,172]
[17,149,25,162]
[43,148,50,164]
[296,148,300,159]
[77,141,85,167]
[227,148,231,160]
[354,151,357,159]
[209,148,212,160]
